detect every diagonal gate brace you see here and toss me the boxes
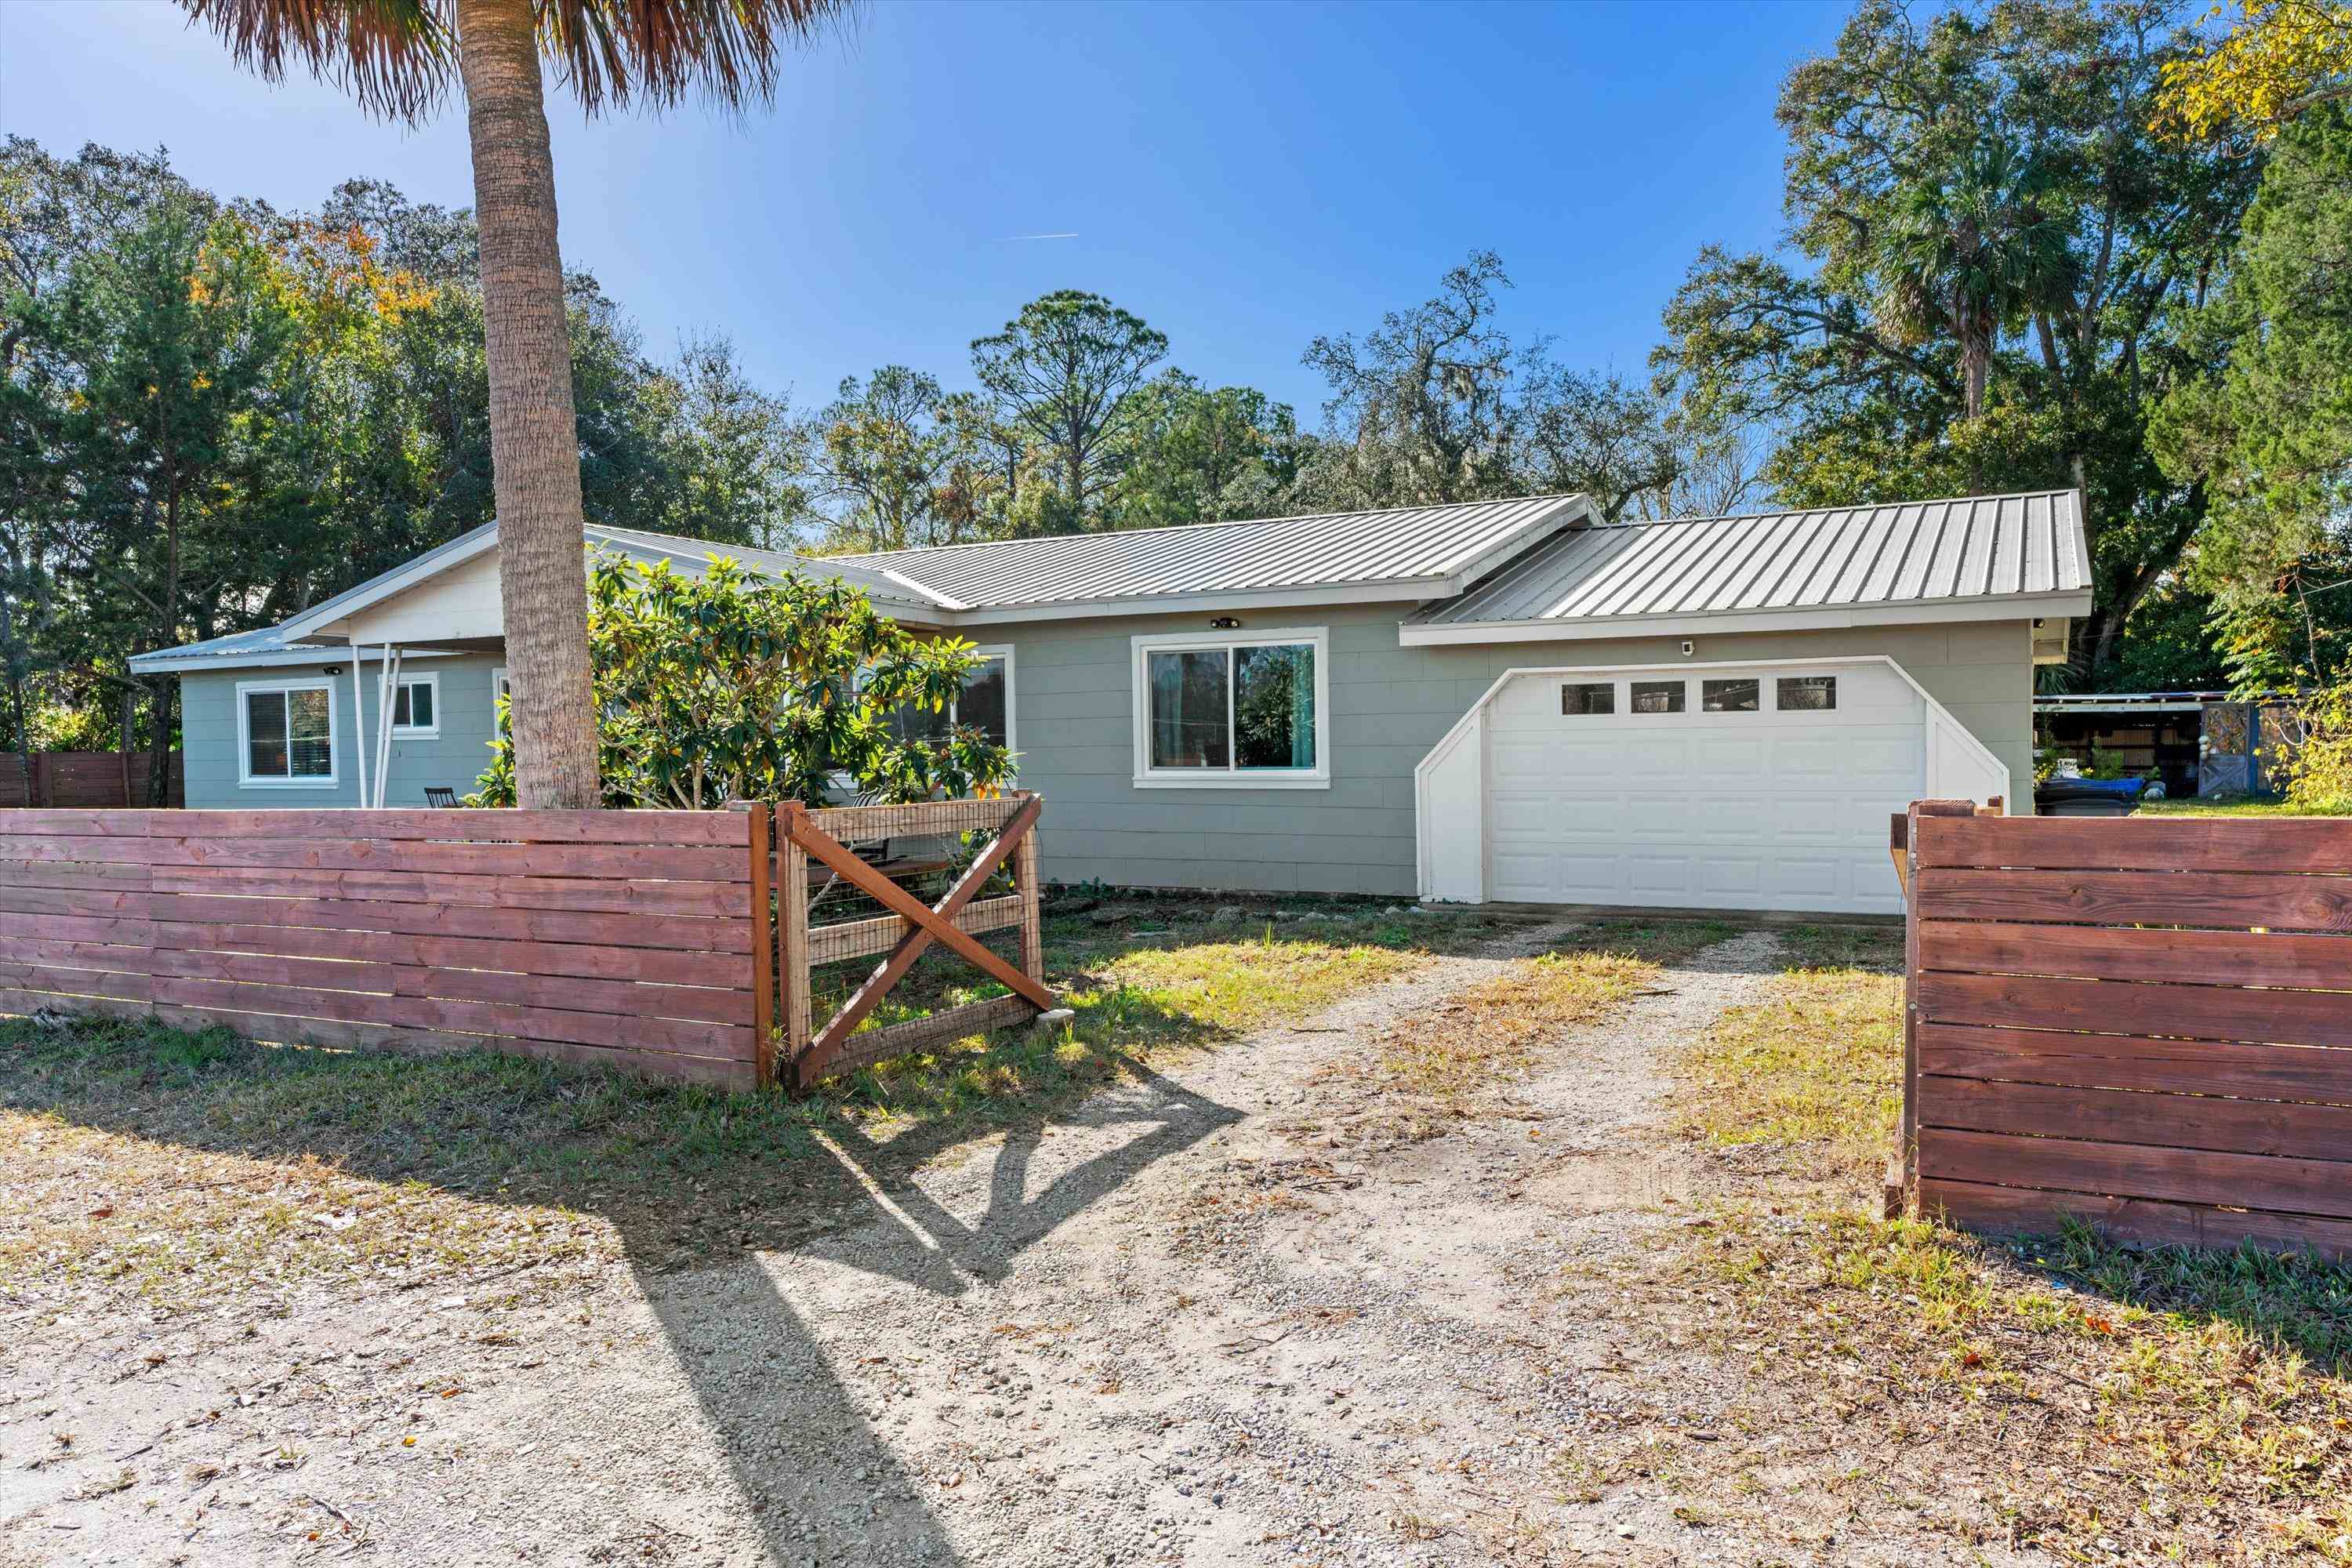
[787,795,1048,1084]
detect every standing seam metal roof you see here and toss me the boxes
[1409,490,2089,627]
[821,495,1581,610]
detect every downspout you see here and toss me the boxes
[350,657,370,811]
[374,644,402,809]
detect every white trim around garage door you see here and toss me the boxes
[1412,655,2010,906]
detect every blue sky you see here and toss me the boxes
[3,0,1850,419]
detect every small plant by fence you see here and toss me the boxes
[0,797,1050,1092]
[1892,801,2352,1258]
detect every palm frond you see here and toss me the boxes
[180,0,456,124]
[540,0,862,116]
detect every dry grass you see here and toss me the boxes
[1336,921,1734,1143]
[0,907,1503,1317]
[1676,927,1902,1188]
[1636,924,2352,1565]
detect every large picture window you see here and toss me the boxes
[1132,628,1328,788]
[238,679,337,786]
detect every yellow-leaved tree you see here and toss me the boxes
[2160,1,2352,140]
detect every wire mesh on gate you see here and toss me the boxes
[769,793,1046,1087]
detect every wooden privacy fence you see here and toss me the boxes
[1893,801,2352,1258]
[0,808,764,1086]
[0,797,1050,1093]
[759,792,1048,1091]
[1,751,182,808]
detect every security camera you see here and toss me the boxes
[1680,640,1695,658]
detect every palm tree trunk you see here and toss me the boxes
[455,0,601,809]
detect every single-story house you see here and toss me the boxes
[131,488,2090,915]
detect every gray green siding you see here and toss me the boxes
[171,612,2033,901]
[180,652,506,809]
[989,604,2034,898]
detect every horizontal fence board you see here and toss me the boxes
[144,865,751,919]
[1917,1023,2352,1105]
[812,994,1040,1080]
[148,975,753,1059]
[805,894,1026,967]
[1917,1073,2352,1160]
[0,960,154,1002]
[0,885,149,919]
[143,894,751,955]
[0,807,168,836]
[142,946,753,1025]
[0,987,159,1024]
[0,857,152,890]
[1918,969,2352,1050]
[1916,866,2352,933]
[0,911,158,946]
[1919,815,2352,874]
[800,796,1022,842]
[1919,920,2352,992]
[1919,1178,2352,1260]
[7,938,160,975]
[162,808,751,845]
[150,837,748,882]
[141,920,749,989]
[1918,1127,2352,1221]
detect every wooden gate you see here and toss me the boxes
[1893,800,2352,1258]
[742,792,1049,1091]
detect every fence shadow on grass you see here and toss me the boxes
[0,986,1244,1566]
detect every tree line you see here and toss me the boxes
[7,0,2351,793]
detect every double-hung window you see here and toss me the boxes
[1131,627,1329,788]
[238,678,337,786]
[390,673,439,737]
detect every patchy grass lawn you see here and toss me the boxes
[0,902,1510,1317]
[1339,921,1736,1144]
[1677,924,1901,1189]
[1650,924,2352,1564]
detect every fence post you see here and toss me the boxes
[1896,800,1976,1219]
[778,802,811,1091]
[731,801,777,1090]
[1015,791,1044,989]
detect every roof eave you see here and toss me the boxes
[127,645,467,675]
[1397,588,2095,647]
[942,575,1469,627]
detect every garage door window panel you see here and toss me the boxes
[1703,678,1761,713]
[1561,682,1615,715]
[1777,675,1837,712]
[1632,681,1685,714]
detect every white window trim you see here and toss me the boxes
[1130,626,1331,790]
[236,677,339,789]
[963,644,1017,757]
[390,671,441,739]
[492,666,510,704]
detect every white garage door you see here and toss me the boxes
[1483,662,1923,915]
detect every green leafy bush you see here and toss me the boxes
[470,550,1013,809]
[2275,685,2352,812]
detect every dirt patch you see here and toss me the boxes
[13,915,2272,1566]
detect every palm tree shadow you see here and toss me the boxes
[622,1053,1240,1563]
[0,1018,1243,1567]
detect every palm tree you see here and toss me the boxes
[1880,139,2075,425]
[180,0,852,808]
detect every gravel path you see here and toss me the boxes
[2,922,1791,1568]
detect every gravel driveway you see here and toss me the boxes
[2,921,1791,1568]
